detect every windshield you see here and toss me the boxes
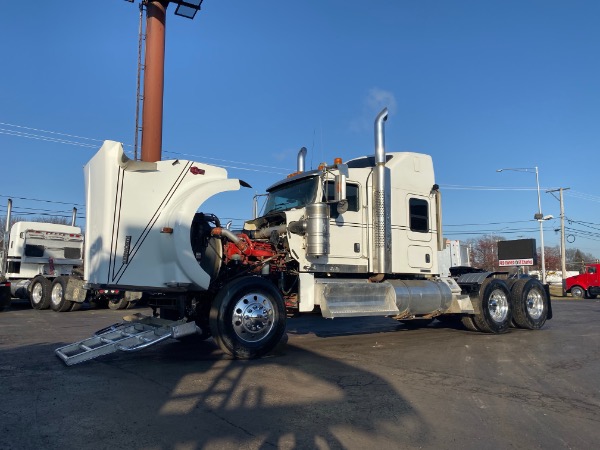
[264,177,318,214]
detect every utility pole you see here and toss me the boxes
[548,187,570,295]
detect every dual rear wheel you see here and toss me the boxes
[463,277,548,333]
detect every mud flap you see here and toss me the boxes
[65,277,88,302]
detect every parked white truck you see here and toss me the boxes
[56,109,551,365]
[1,214,137,312]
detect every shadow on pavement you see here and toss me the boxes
[0,338,430,449]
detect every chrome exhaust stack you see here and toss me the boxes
[372,108,391,274]
[297,147,307,173]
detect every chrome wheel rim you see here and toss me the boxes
[232,293,275,343]
[32,282,43,304]
[51,283,63,306]
[526,289,544,319]
[488,288,509,323]
[572,287,584,298]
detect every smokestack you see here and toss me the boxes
[372,108,390,275]
[297,147,307,173]
[2,199,12,275]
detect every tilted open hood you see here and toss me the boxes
[84,141,243,291]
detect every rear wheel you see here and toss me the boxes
[511,278,548,329]
[30,276,51,310]
[210,276,286,359]
[69,302,83,312]
[570,286,585,299]
[50,277,73,312]
[461,315,480,332]
[472,278,512,333]
[107,296,129,310]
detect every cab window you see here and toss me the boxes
[409,198,429,232]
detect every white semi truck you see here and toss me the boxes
[1,214,137,312]
[56,109,551,365]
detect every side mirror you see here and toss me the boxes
[334,163,348,214]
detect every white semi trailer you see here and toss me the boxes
[56,109,551,365]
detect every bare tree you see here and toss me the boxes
[467,236,501,271]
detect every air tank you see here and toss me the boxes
[305,203,330,257]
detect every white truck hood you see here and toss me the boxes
[84,141,243,291]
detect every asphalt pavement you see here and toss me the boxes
[0,298,598,449]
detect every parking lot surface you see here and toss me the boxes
[1,298,599,449]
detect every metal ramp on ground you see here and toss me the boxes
[55,315,198,366]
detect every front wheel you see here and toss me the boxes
[511,278,548,329]
[210,276,286,359]
[472,278,512,334]
[570,286,585,299]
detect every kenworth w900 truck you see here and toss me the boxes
[56,109,551,365]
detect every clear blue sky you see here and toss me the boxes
[1,1,599,258]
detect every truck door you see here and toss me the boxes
[406,195,434,270]
[587,265,599,287]
[324,181,367,264]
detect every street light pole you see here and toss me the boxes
[496,167,547,284]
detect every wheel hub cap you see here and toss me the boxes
[232,293,274,342]
[32,283,43,303]
[526,289,544,319]
[488,289,509,323]
[51,284,63,306]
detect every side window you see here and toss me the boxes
[325,181,360,217]
[409,198,429,233]
[588,266,596,274]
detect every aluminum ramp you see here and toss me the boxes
[55,315,199,366]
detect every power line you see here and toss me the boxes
[0,194,84,207]
[444,219,535,227]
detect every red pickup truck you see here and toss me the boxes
[564,263,600,299]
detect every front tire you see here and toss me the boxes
[570,286,585,299]
[29,276,51,310]
[50,277,73,312]
[511,278,548,329]
[210,276,286,359]
[472,278,512,333]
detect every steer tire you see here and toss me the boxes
[511,278,548,330]
[210,276,286,359]
[472,278,512,334]
[29,276,52,310]
[50,277,73,312]
[570,286,585,299]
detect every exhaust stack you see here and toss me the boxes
[297,147,307,173]
[372,108,390,274]
[2,199,12,275]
